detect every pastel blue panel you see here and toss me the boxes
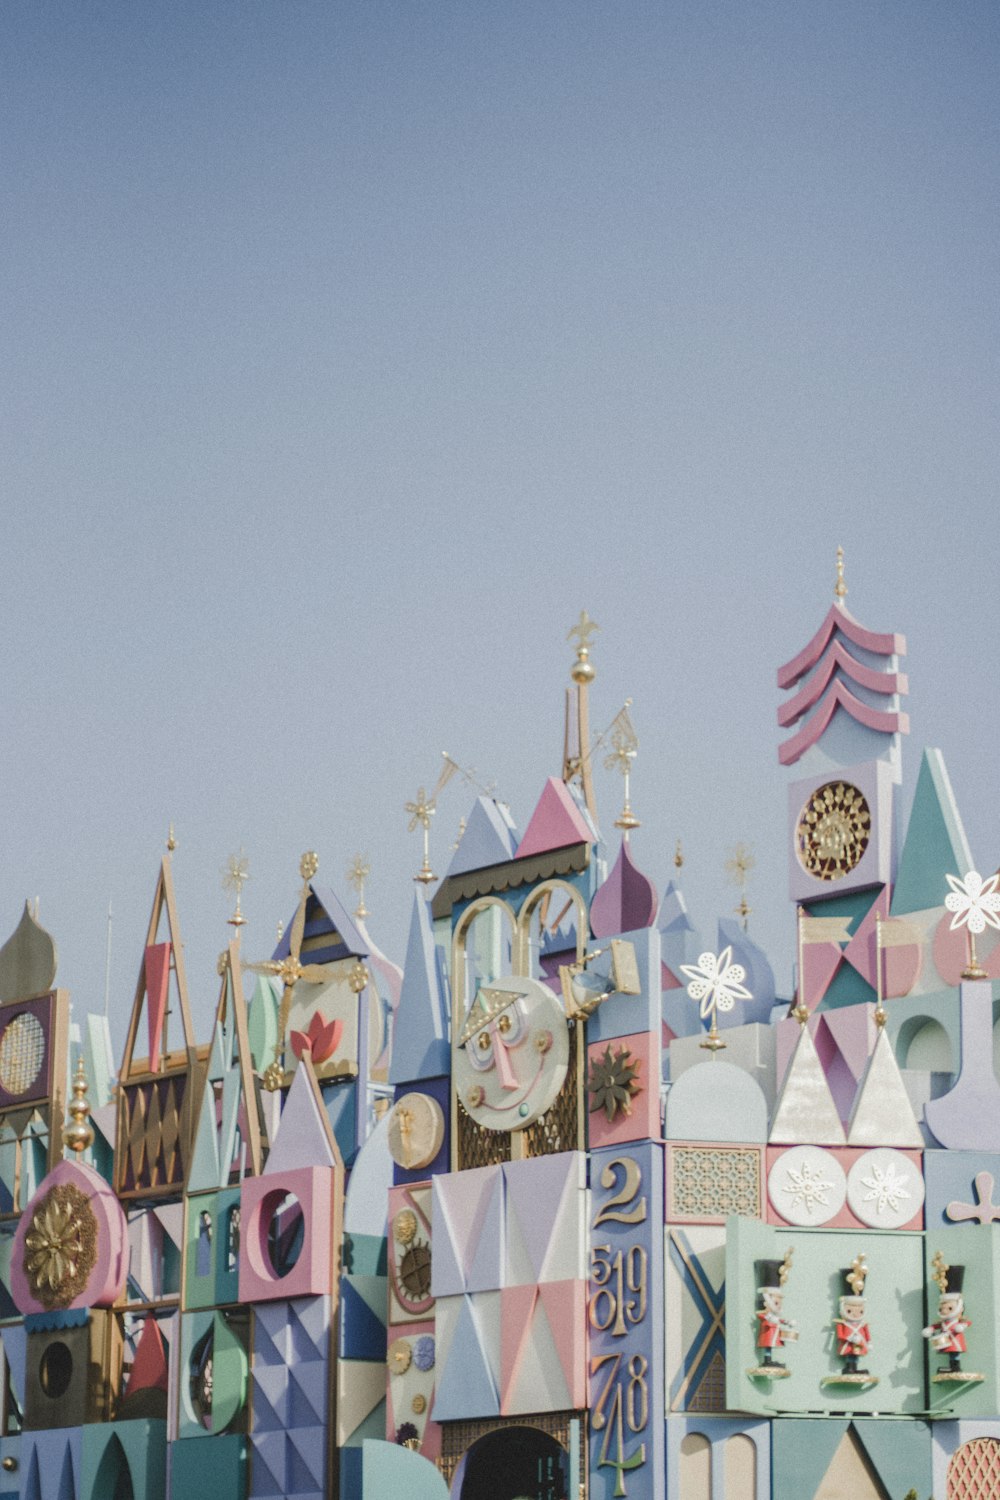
[389,893,450,1086]
[664,1059,768,1143]
[432,1297,500,1421]
[339,1276,388,1361]
[324,1079,360,1166]
[361,1438,450,1499]
[589,1142,664,1500]
[586,927,662,1044]
[445,797,518,878]
[924,1149,1000,1229]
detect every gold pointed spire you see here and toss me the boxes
[834,545,847,602]
[62,1057,94,1154]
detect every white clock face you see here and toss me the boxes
[453,975,568,1133]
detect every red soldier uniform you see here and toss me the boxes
[835,1319,871,1359]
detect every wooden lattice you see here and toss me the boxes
[116,1072,190,1197]
[948,1437,1000,1500]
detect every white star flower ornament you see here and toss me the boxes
[680,947,752,1050]
[944,871,1000,934]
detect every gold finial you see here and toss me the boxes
[299,850,319,883]
[847,1253,868,1296]
[453,817,467,851]
[346,853,371,920]
[62,1057,94,1154]
[604,703,640,838]
[674,839,684,871]
[222,848,250,930]
[166,823,177,852]
[932,1249,949,1296]
[834,545,847,602]
[405,787,437,885]
[726,842,755,932]
[779,1247,794,1286]
[568,609,599,685]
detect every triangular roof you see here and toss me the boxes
[515,777,593,859]
[769,1022,846,1145]
[265,1051,342,1176]
[847,1025,923,1147]
[446,797,518,878]
[272,884,368,966]
[389,892,450,1086]
[188,941,265,1189]
[891,748,974,915]
[119,853,198,1082]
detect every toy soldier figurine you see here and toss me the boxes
[924,1253,973,1379]
[751,1251,797,1377]
[834,1255,872,1377]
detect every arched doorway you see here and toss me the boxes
[454,1426,569,1500]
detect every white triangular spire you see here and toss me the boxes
[770,1023,846,1146]
[847,1025,923,1147]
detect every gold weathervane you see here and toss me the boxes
[726,842,755,931]
[603,702,640,838]
[405,787,437,886]
[222,848,250,930]
[346,853,371,920]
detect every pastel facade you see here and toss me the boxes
[0,581,998,1500]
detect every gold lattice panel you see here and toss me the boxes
[686,1350,727,1413]
[948,1438,1000,1500]
[115,1072,189,1197]
[439,1410,585,1488]
[667,1144,762,1223]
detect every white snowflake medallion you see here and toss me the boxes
[767,1146,845,1227]
[944,870,1000,934]
[847,1148,924,1229]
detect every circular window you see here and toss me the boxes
[40,1340,73,1399]
[0,1012,46,1096]
[796,781,871,882]
[264,1192,304,1278]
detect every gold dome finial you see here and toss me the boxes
[834,546,847,602]
[222,848,250,931]
[346,853,371,920]
[568,610,599,685]
[62,1056,94,1154]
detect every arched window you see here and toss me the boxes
[679,1431,711,1500]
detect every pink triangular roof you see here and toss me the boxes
[778,679,909,766]
[778,639,908,727]
[777,604,906,690]
[515,777,593,859]
[127,1315,169,1394]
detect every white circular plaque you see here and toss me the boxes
[768,1145,846,1226]
[847,1147,923,1229]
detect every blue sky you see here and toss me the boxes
[2,1,997,1048]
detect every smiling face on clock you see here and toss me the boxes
[453,975,569,1132]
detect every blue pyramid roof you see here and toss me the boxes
[389,892,450,1085]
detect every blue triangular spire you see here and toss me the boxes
[389,892,450,1086]
[891,748,974,914]
[446,797,518,878]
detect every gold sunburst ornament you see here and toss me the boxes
[23,1183,98,1308]
[796,782,871,881]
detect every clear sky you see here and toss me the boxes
[2,1,997,1050]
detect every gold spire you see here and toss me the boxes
[346,853,371,919]
[834,545,847,602]
[674,839,684,871]
[166,823,177,852]
[405,787,437,885]
[563,611,599,821]
[726,842,755,931]
[222,848,250,931]
[62,1057,94,1154]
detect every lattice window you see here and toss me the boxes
[116,1073,189,1196]
[668,1145,761,1222]
[948,1437,1000,1500]
[687,1350,727,1413]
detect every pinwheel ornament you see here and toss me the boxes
[680,945,753,1052]
[944,870,1000,979]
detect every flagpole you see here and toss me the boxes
[874,911,886,1028]
[794,905,808,1024]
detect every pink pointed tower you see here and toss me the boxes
[778,547,909,1012]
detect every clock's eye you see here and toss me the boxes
[467,1030,495,1072]
[496,1001,526,1046]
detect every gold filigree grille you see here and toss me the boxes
[439,1410,584,1488]
[686,1349,727,1413]
[23,1181,98,1308]
[795,781,871,881]
[0,1013,46,1096]
[948,1437,1000,1500]
[668,1146,761,1222]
